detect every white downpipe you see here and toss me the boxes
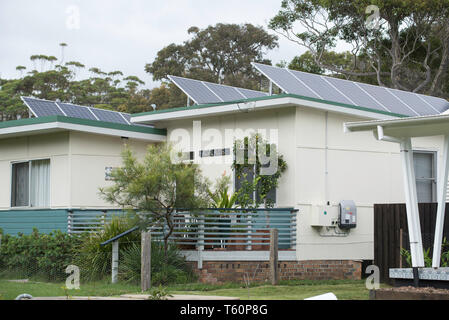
[432,135,449,267]
[324,112,329,205]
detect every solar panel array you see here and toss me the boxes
[21,97,150,127]
[168,75,268,105]
[252,62,449,117]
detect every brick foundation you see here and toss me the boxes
[187,260,362,284]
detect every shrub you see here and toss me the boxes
[73,215,140,281]
[120,241,196,286]
[0,229,81,281]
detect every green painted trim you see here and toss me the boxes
[0,115,167,136]
[131,93,409,119]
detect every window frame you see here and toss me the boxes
[10,158,51,209]
[413,149,437,203]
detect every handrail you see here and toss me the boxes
[100,226,139,246]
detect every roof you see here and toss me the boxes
[344,113,449,138]
[0,115,167,141]
[131,93,408,125]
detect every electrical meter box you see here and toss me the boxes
[339,200,357,229]
[310,205,337,227]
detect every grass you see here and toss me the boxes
[0,278,380,300]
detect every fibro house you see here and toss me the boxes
[1,63,449,282]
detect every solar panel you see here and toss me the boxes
[168,76,222,104]
[203,82,245,101]
[251,63,320,99]
[419,95,449,113]
[289,70,354,105]
[57,102,97,120]
[20,96,157,128]
[386,88,437,116]
[317,76,389,113]
[356,83,417,116]
[22,97,65,117]
[169,75,269,105]
[252,62,449,116]
[236,88,268,99]
[89,108,129,125]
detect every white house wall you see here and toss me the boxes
[0,132,70,209]
[165,104,447,262]
[68,131,152,208]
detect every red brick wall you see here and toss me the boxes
[187,260,362,284]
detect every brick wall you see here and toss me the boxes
[187,260,362,284]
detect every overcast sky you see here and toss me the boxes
[0,0,313,88]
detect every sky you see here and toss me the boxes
[0,0,313,88]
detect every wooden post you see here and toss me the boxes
[141,231,151,292]
[270,228,279,285]
[399,228,403,268]
[111,240,119,284]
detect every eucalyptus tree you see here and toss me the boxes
[270,0,449,96]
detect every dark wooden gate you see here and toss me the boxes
[374,203,449,283]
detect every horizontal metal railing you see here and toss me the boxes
[67,209,123,234]
[148,208,297,250]
[67,208,298,251]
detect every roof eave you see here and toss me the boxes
[131,95,404,125]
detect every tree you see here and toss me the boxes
[145,23,279,89]
[99,143,211,256]
[269,0,449,96]
[232,134,287,209]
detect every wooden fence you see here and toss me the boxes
[374,203,449,283]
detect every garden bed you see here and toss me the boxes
[370,286,449,300]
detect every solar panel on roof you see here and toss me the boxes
[203,82,245,101]
[168,75,269,105]
[289,70,354,106]
[251,63,320,99]
[386,88,436,116]
[168,76,222,104]
[57,102,97,120]
[236,88,268,99]
[356,83,417,116]
[89,108,129,125]
[22,97,65,117]
[21,96,155,128]
[252,62,449,116]
[419,95,449,113]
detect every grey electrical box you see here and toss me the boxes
[339,200,357,229]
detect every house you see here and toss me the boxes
[1,63,448,282]
[0,102,165,234]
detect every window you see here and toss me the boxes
[413,151,436,203]
[11,159,50,207]
[234,164,276,205]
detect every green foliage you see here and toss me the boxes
[208,174,237,209]
[147,285,173,300]
[144,23,279,107]
[99,143,212,255]
[269,0,449,96]
[0,229,81,281]
[73,216,140,281]
[400,237,449,267]
[0,45,157,121]
[232,133,287,208]
[120,241,195,286]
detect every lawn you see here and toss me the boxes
[0,279,377,300]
